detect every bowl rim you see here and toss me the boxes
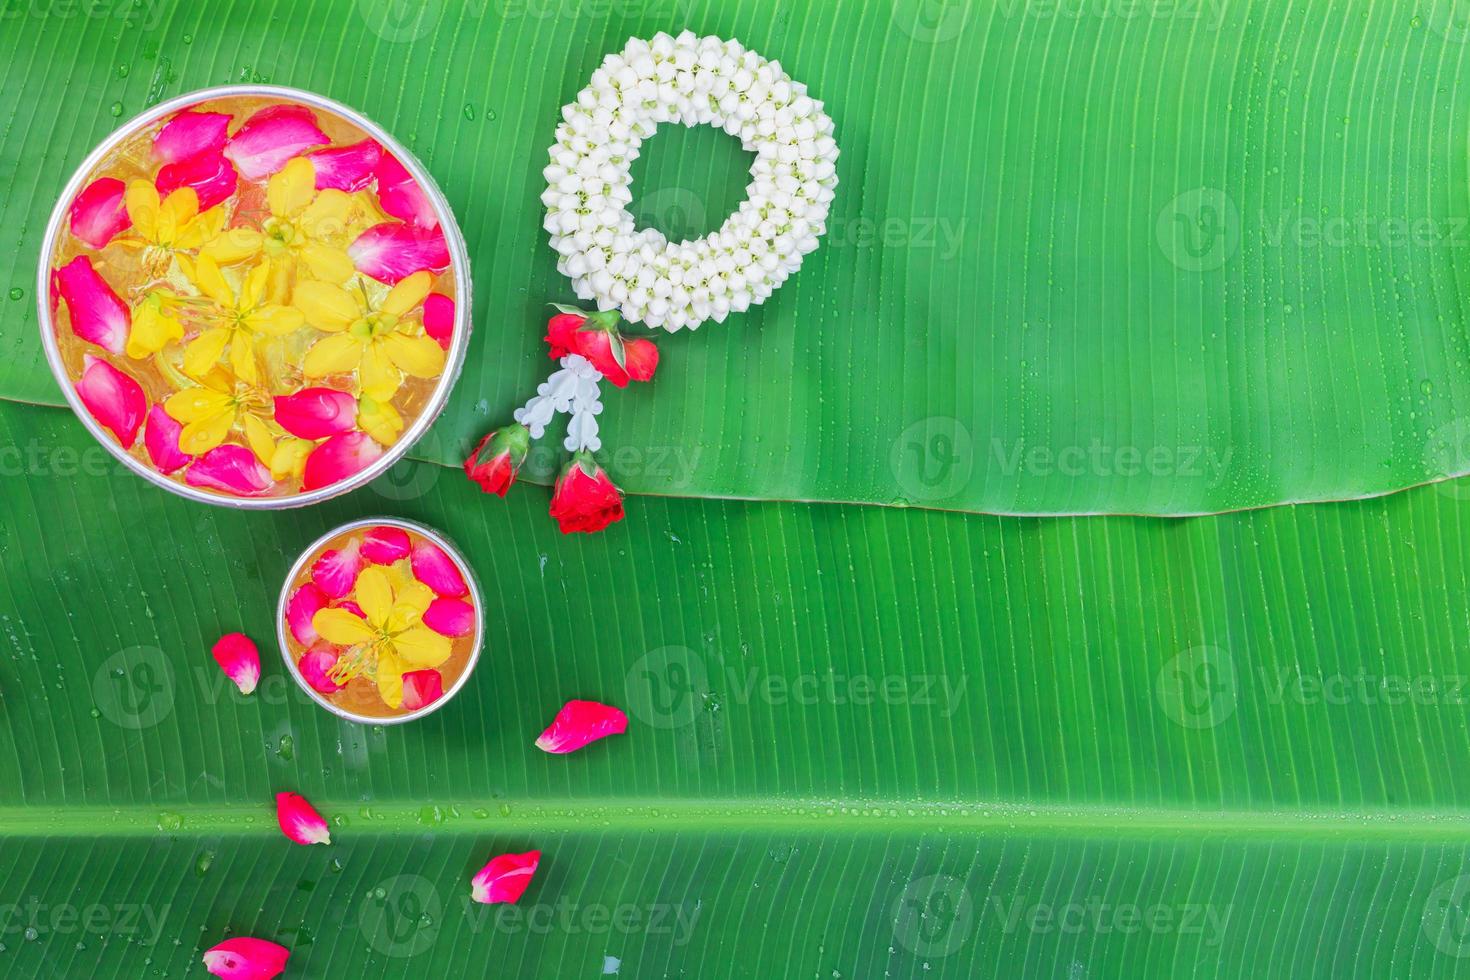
[274,516,485,725]
[35,83,473,510]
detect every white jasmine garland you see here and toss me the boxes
[542,31,840,332]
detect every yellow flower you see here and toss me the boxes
[201,158,355,282]
[356,393,404,446]
[162,369,282,460]
[120,182,224,255]
[311,565,451,709]
[296,270,444,401]
[177,255,305,385]
[126,290,185,359]
[270,438,314,481]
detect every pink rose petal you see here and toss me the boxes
[338,600,365,618]
[286,583,329,645]
[275,791,331,846]
[273,387,357,440]
[535,700,629,754]
[224,104,329,181]
[472,850,541,905]
[202,937,290,980]
[144,404,193,474]
[423,597,474,637]
[211,632,260,696]
[69,177,130,248]
[311,541,362,599]
[307,138,382,192]
[374,152,439,229]
[423,292,454,350]
[54,256,128,353]
[156,150,239,211]
[153,110,231,165]
[400,669,444,712]
[348,221,450,285]
[185,445,274,496]
[76,354,145,449]
[302,431,384,492]
[298,646,344,694]
[411,541,467,598]
[360,525,411,564]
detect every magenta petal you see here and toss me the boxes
[286,583,329,645]
[471,851,541,905]
[156,150,239,211]
[411,541,468,598]
[69,177,131,249]
[338,600,365,618]
[400,669,444,712]
[275,791,331,846]
[202,937,290,980]
[224,104,329,181]
[153,110,231,165]
[273,387,357,440]
[211,633,261,696]
[374,152,439,229]
[54,256,128,353]
[298,646,344,694]
[423,292,454,350]
[535,700,629,754]
[311,542,362,599]
[348,221,450,285]
[302,432,383,492]
[423,597,474,637]
[144,404,193,474]
[360,525,411,564]
[307,138,382,192]
[185,445,274,496]
[76,354,145,449]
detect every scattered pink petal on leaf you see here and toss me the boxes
[374,152,439,229]
[423,597,474,637]
[310,541,363,598]
[306,138,382,191]
[286,583,329,645]
[275,791,331,845]
[224,104,329,180]
[76,354,145,448]
[347,221,449,284]
[69,177,130,248]
[302,431,384,491]
[273,387,357,440]
[186,445,273,496]
[211,632,261,695]
[202,937,290,980]
[153,110,231,165]
[55,256,128,353]
[360,525,411,564]
[535,700,629,754]
[411,541,468,598]
[472,850,541,905]
[298,646,343,694]
[144,404,193,474]
[156,150,239,211]
[400,669,444,712]
[423,292,454,349]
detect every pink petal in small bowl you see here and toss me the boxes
[310,541,362,598]
[286,583,329,645]
[211,632,261,695]
[186,445,273,496]
[423,597,474,637]
[144,404,194,474]
[275,791,331,845]
[298,646,343,694]
[274,387,357,440]
[76,354,145,448]
[55,256,128,353]
[307,138,382,192]
[375,152,439,229]
[69,177,130,249]
[360,524,411,564]
[156,150,239,212]
[400,669,443,711]
[411,540,468,598]
[423,292,454,350]
[202,936,290,980]
[535,700,629,754]
[348,221,449,284]
[153,110,231,165]
[472,850,541,905]
[224,104,329,180]
[302,431,383,492]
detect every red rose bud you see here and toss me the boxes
[545,311,585,359]
[575,327,631,387]
[549,451,625,534]
[464,423,530,497]
[622,337,659,382]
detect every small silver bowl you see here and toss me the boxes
[276,517,483,725]
[36,84,473,509]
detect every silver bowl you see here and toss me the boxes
[276,517,484,725]
[36,84,473,509]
